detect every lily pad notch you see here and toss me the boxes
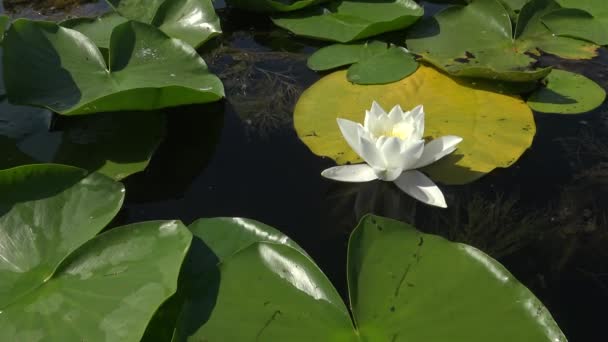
[3,19,224,115]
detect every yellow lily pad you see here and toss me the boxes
[294,66,536,184]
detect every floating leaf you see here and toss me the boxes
[527,69,606,114]
[406,0,598,82]
[0,108,165,180]
[273,0,423,43]
[226,0,331,13]
[168,214,565,341]
[105,0,221,47]
[308,41,418,84]
[294,65,536,184]
[61,12,129,50]
[0,164,192,342]
[144,217,311,341]
[543,0,608,46]
[347,215,566,341]
[4,19,224,115]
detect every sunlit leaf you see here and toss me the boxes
[105,0,221,47]
[543,0,608,46]
[308,41,418,84]
[406,0,598,81]
[0,164,192,342]
[294,65,536,184]
[273,0,423,43]
[527,69,606,114]
[3,19,224,115]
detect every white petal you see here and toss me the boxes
[387,104,404,121]
[321,164,378,182]
[370,101,386,117]
[359,134,385,169]
[413,135,463,169]
[393,170,447,208]
[337,118,364,156]
[373,167,403,182]
[411,105,425,140]
[398,139,425,170]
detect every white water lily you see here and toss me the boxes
[321,101,463,208]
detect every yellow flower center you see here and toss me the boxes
[379,122,414,140]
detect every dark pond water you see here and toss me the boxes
[5,1,608,341]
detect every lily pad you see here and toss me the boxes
[3,19,224,115]
[543,0,608,46]
[0,104,165,180]
[171,214,565,341]
[307,41,418,84]
[226,0,331,13]
[143,217,310,341]
[272,0,424,43]
[294,65,536,185]
[0,164,193,342]
[105,0,221,48]
[406,0,598,82]
[527,69,606,114]
[61,12,129,50]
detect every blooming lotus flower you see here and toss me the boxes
[321,101,463,208]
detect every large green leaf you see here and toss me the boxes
[543,0,608,46]
[3,19,224,115]
[406,0,598,81]
[348,215,567,341]
[227,0,331,13]
[294,66,536,185]
[171,215,565,341]
[527,69,606,114]
[307,41,418,84]
[0,107,165,180]
[61,12,129,50]
[272,0,424,43]
[0,164,193,342]
[105,0,221,48]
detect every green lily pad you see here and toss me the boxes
[226,0,331,13]
[105,0,221,48]
[406,0,598,82]
[543,0,608,46]
[143,217,310,341]
[294,66,536,185]
[61,12,129,50]
[272,0,424,43]
[0,104,165,180]
[527,69,606,114]
[308,41,418,84]
[3,19,224,115]
[0,15,9,41]
[0,164,192,342]
[168,214,565,341]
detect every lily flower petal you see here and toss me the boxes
[393,170,447,208]
[321,164,378,182]
[410,105,425,140]
[359,135,386,169]
[337,118,364,156]
[413,135,463,169]
[397,139,425,171]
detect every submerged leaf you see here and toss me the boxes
[527,69,606,114]
[3,19,224,115]
[273,0,423,43]
[294,65,536,184]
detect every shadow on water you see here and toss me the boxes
[5,1,608,341]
